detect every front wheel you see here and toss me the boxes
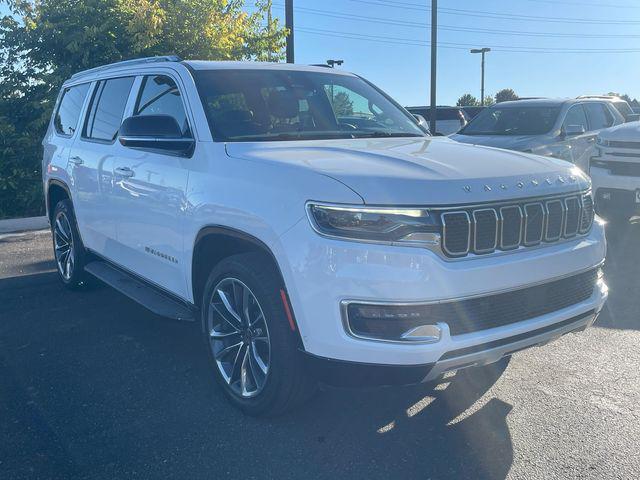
[201,253,315,416]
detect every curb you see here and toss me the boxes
[0,216,49,234]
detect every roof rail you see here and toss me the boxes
[70,55,182,80]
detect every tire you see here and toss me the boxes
[51,199,91,289]
[200,252,316,416]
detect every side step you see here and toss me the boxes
[84,261,196,321]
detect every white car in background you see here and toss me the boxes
[591,122,640,224]
[578,95,640,123]
[406,106,469,136]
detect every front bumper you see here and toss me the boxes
[590,165,640,216]
[275,217,607,367]
[304,309,599,387]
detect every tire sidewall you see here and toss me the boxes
[200,254,302,415]
[52,199,87,288]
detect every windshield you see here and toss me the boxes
[194,69,426,142]
[460,105,561,136]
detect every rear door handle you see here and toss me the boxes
[115,167,135,178]
[69,155,83,165]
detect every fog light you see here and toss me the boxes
[344,303,441,343]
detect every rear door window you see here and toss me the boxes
[54,83,91,137]
[134,75,191,137]
[83,77,135,142]
[584,103,614,131]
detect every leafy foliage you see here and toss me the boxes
[331,91,354,116]
[456,93,479,107]
[0,0,286,218]
[495,88,518,103]
[482,94,495,106]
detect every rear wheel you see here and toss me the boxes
[52,199,90,289]
[201,252,315,416]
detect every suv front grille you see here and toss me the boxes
[600,161,640,177]
[607,140,640,150]
[439,192,593,258]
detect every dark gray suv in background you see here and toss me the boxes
[451,98,624,170]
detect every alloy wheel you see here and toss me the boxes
[208,278,271,398]
[54,211,74,281]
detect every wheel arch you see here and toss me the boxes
[46,179,72,222]
[191,225,301,344]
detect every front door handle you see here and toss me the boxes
[115,167,135,178]
[69,155,83,165]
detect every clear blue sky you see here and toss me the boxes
[3,1,638,106]
[255,0,640,106]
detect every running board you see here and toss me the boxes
[84,261,196,321]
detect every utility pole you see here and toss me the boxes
[285,0,294,63]
[429,0,437,135]
[470,48,491,105]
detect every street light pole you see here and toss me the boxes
[470,48,491,105]
[285,0,294,63]
[429,0,437,135]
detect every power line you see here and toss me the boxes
[527,0,640,8]
[343,0,640,24]
[274,4,640,38]
[269,3,640,39]
[296,26,640,53]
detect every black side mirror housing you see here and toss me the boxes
[119,115,194,156]
[562,124,586,137]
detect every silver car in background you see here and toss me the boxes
[451,98,624,170]
[406,106,469,136]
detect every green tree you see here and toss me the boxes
[331,91,354,116]
[456,93,479,106]
[483,94,495,106]
[0,0,286,218]
[495,88,518,103]
[607,92,633,103]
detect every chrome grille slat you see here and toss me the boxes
[438,192,592,258]
[499,205,523,250]
[544,199,564,241]
[564,197,581,237]
[472,209,498,254]
[524,203,545,246]
[580,195,594,233]
[442,211,471,257]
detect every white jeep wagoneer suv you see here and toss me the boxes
[43,57,608,416]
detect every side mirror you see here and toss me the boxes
[625,113,640,123]
[413,114,431,134]
[563,124,586,137]
[119,115,194,156]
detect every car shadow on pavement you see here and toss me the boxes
[0,271,515,480]
[596,219,640,331]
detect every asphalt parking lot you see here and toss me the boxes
[1,222,639,480]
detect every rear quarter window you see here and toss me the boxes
[54,83,91,137]
[83,77,135,142]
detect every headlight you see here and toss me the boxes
[307,203,441,245]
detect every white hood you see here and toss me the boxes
[225,137,590,205]
[599,121,640,141]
